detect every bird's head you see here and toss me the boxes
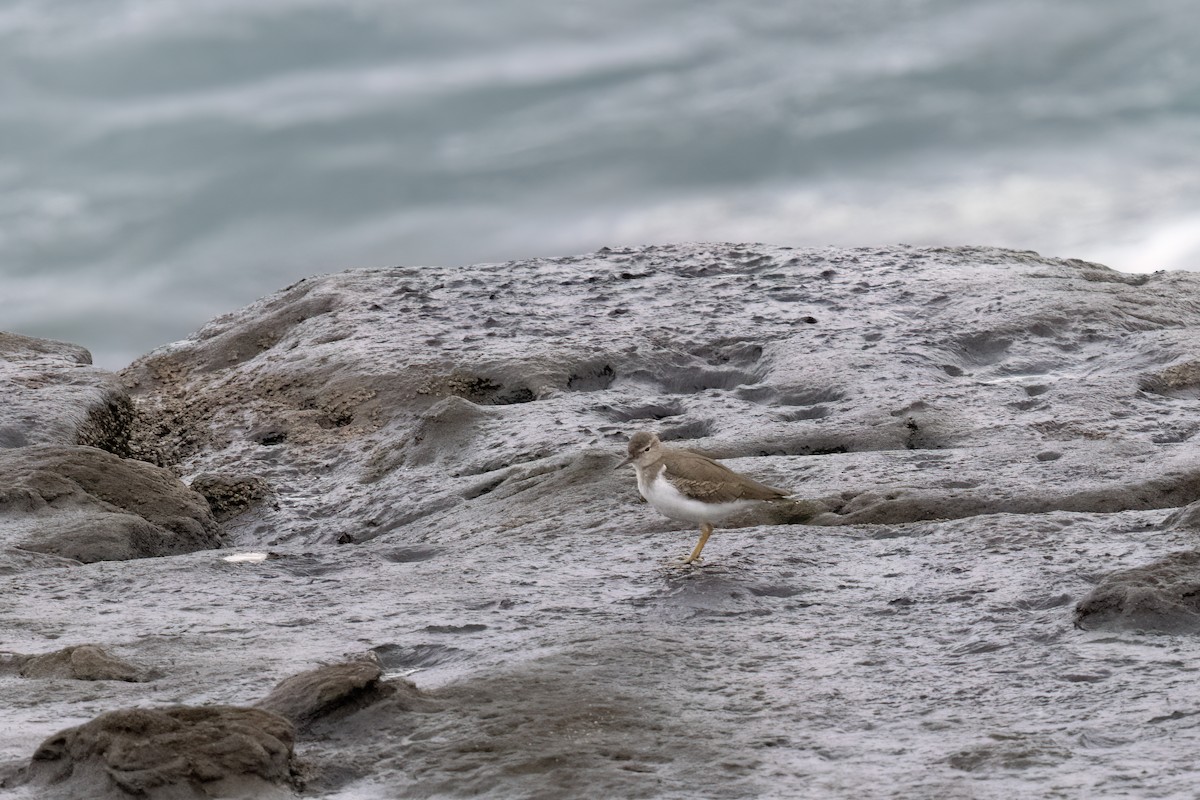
[615,431,662,469]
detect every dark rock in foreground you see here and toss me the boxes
[0,445,222,562]
[20,706,295,800]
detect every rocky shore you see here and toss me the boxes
[4,243,1200,798]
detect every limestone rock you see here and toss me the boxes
[0,445,222,562]
[22,706,295,799]
[7,245,1200,798]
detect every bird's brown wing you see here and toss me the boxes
[661,449,790,503]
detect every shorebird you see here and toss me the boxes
[617,431,790,564]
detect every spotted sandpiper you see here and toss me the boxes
[617,431,791,564]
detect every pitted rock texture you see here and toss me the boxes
[5,244,1200,798]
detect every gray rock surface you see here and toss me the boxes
[0,445,223,562]
[0,332,133,454]
[4,243,1200,798]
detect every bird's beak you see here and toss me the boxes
[614,455,633,470]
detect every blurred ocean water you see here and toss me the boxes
[2,0,1198,367]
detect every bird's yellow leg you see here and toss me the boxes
[682,523,713,565]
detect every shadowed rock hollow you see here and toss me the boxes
[4,243,1200,799]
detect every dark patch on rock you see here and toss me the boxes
[377,546,440,563]
[566,363,616,392]
[251,427,288,447]
[952,331,1013,366]
[737,384,845,407]
[422,373,535,406]
[903,416,922,449]
[74,390,136,458]
[189,473,273,522]
[778,405,830,421]
[657,363,760,394]
[601,401,682,422]
[658,418,714,441]
[424,623,488,634]
[1075,550,1200,632]
[372,643,464,671]
[18,706,295,799]
[19,645,152,682]
[490,386,536,405]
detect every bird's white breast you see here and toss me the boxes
[634,464,752,524]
